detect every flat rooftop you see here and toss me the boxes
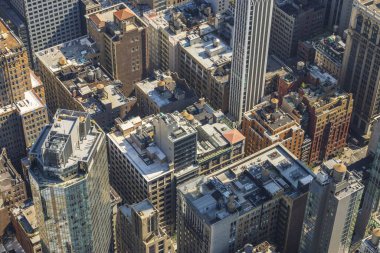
[0,18,23,54]
[59,65,130,116]
[15,90,45,115]
[143,1,214,41]
[36,36,98,73]
[108,115,172,182]
[12,202,39,237]
[135,71,196,109]
[245,101,297,132]
[178,144,314,225]
[180,30,232,70]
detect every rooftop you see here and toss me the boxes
[58,65,133,118]
[30,110,102,184]
[88,4,146,36]
[36,36,98,73]
[108,115,172,182]
[12,202,40,241]
[135,71,197,111]
[143,1,214,44]
[314,35,345,65]
[0,18,23,55]
[276,0,324,16]
[245,99,297,133]
[178,144,314,225]
[179,30,232,70]
[15,90,45,115]
[315,159,364,200]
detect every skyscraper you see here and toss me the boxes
[322,0,354,36]
[0,18,49,166]
[340,0,380,138]
[28,110,112,253]
[229,0,274,123]
[355,135,380,241]
[9,0,83,65]
[299,161,364,253]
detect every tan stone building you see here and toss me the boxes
[0,18,49,166]
[242,99,305,159]
[87,4,148,96]
[11,202,42,253]
[117,199,173,253]
[0,19,32,107]
[314,35,345,78]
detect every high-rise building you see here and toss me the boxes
[322,0,354,36]
[0,18,31,106]
[299,161,364,253]
[116,199,173,253]
[356,136,380,241]
[0,0,31,66]
[242,99,305,159]
[36,36,136,129]
[340,0,380,138]
[9,0,83,65]
[177,144,314,253]
[229,0,274,123]
[359,228,380,253]
[28,110,112,253]
[0,18,49,166]
[86,4,148,96]
[270,0,325,60]
[178,31,232,112]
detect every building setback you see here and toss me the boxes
[281,66,353,166]
[229,0,274,123]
